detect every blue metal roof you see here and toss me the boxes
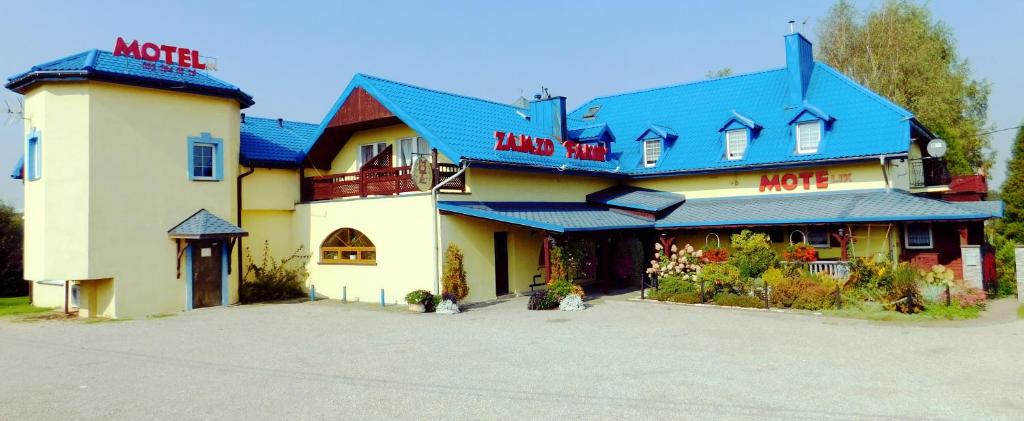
[6,50,254,108]
[586,185,685,213]
[308,74,621,174]
[568,63,916,176]
[568,123,615,143]
[655,190,1002,228]
[240,116,318,167]
[168,209,247,239]
[437,201,653,233]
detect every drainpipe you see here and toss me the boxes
[236,166,255,291]
[431,162,470,295]
[878,154,890,191]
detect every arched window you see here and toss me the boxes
[320,228,376,265]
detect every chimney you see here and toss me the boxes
[277,118,284,128]
[784,32,814,104]
[240,113,246,123]
[529,95,567,142]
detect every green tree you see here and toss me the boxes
[0,203,24,297]
[728,230,777,279]
[1001,125,1024,240]
[817,0,992,175]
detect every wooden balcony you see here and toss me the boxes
[301,162,465,202]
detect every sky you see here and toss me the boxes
[1,0,1021,209]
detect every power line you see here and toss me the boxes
[979,125,1022,136]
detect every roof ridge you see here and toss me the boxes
[570,67,788,114]
[357,73,523,111]
[242,115,317,126]
[812,62,912,117]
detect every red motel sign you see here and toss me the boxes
[113,37,208,70]
[760,170,830,192]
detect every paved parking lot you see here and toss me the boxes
[1,296,1022,420]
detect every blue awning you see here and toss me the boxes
[437,201,653,233]
[439,190,1001,232]
[655,189,1002,228]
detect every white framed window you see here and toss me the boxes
[807,226,830,248]
[359,142,389,167]
[643,139,661,167]
[191,143,216,180]
[397,137,429,167]
[726,129,747,160]
[904,223,933,249]
[796,121,821,154]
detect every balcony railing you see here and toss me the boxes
[782,261,851,280]
[908,158,952,189]
[301,162,465,202]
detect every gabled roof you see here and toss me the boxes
[240,116,318,167]
[656,189,1001,228]
[636,123,678,141]
[568,62,915,176]
[586,185,685,213]
[718,111,762,132]
[306,74,620,173]
[568,123,615,143]
[168,209,247,239]
[6,50,253,108]
[787,102,835,125]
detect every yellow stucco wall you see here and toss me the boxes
[241,209,297,269]
[294,194,437,305]
[631,162,886,199]
[439,214,543,301]
[442,167,616,202]
[242,168,299,210]
[22,81,241,318]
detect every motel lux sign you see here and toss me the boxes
[493,131,608,162]
[759,170,852,192]
[113,37,209,73]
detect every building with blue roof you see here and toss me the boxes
[5,32,1002,318]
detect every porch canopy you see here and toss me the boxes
[438,188,1002,232]
[168,209,248,239]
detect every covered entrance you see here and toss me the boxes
[169,209,248,310]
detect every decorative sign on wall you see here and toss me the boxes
[563,140,608,162]
[113,37,209,71]
[758,170,852,192]
[493,131,607,162]
[494,131,555,156]
[410,155,433,192]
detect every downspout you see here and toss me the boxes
[878,154,890,191]
[236,166,255,292]
[431,161,470,295]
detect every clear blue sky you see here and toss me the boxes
[2,0,1021,209]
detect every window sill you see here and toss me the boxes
[190,177,221,182]
[318,261,377,266]
[904,246,933,250]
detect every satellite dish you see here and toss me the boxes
[926,139,948,158]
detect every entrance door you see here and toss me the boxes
[494,232,509,296]
[191,240,223,309]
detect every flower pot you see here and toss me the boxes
[408,303,426,313]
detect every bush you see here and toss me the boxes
[762,268,786,287]
[546,279,584,300]
[770,273,834,310]
[442,243,469,301]
[887,263,924,314]
[847,256,891,291]
[559,294,585,311]
[728,230,777,279]
[405,289,433,306]
[656,275,697,295]
[0,203,24,298]
[700,263,746,295]
[938,286,987,309]
[528,291,559,310]
[648,290,702,304]
[713,293,763,308]
[647,243,704,283]
[241,242,308,303]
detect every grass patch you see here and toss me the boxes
[0,297,54,317]
[81,317,132,324]
[1018,304,1024,320]
[146,312,175,319]
[825,303,980,321]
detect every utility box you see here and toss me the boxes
[961,245,983,289]
[1016,247,1024,304]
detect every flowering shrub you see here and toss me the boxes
[937,283,987,309]
[919,264,955,285]
[646,243,704,283]
[728,230,777,279]
[783,243,818,263]
[701,247,729,263]
[699,263,746,295]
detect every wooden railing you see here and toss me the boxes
[805,261,851,280]
[301,162,465,202]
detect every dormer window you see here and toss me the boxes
[643,139,661,167]
[796,121,821,154]
[726,129,747,160]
